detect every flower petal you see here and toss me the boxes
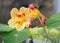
[26,21,31,27]
[19,7,26,13]
[8,18,18,28]
[20,7,30,17]
[10,8,18,18]
[16,23,26,31]
[28,9,38,19]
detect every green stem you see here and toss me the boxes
[38,17,55,43]
[27,28,33,40]
[38,17,48,37]
[35,0,55,43]
[35,0,51,42]
[35,0,39,9]
[58,34,60,43]
[46,38,51,43]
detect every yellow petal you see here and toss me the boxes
[19,7,26,12]
[16,22,26,31]
[28,9,38,19]
[26,21,30,27]
[8,18,18,28]
[35,9,47,19]
[10,8,18,18]
[20,7,30,17]
[19,7,28,15]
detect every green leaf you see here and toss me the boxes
[45,13,60,36]
[45,13,60,43]
[2,28,30,43]
[0,24,13,32]
[46,13,60,30]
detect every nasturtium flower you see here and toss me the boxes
[28,4,47,19]
[8,7,31,31]
[28,4,40,19]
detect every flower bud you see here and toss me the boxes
[28,4,35,10]
[30,18,34,23]
[42,17,46,25]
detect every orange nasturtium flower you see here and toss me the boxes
[8,7,31,31]
[28,4,47,19]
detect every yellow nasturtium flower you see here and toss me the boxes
[28,4,40,19]
[8,7,30,31]
[28,4,47,19]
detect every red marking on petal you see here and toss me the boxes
[16,13,26,18]
[28,4,35,10]
[16,14,22,18]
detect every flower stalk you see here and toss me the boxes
[28,28,33,40]
[35,0,55,43]
[38,17,55,43]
